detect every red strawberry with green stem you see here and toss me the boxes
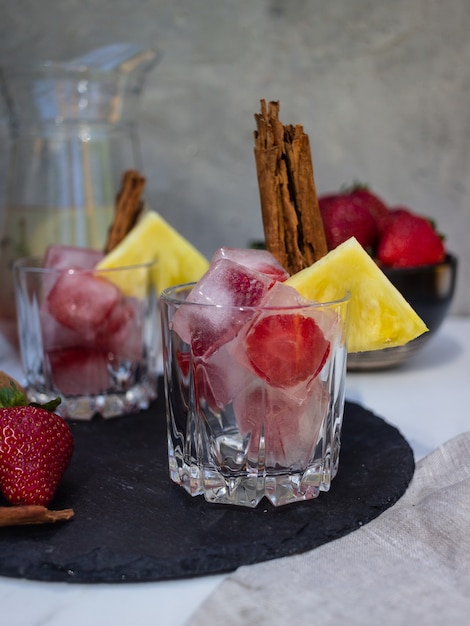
[0,377,73,506]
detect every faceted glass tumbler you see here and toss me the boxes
[160,283,349,508]
[14,257,160,420]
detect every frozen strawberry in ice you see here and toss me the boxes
[233,378,329,468]
[40,300,90,352]
[44,245,104,271]
[239,282,331,389]
[194,339,253,412]
[245,313,330,389]
[191,258,277,307]
[40,246,106,299]
[47,271,121,338]
[210,247,289,282]
[47,347,111,396]
[172,258,276,358]
[97,298,144,362]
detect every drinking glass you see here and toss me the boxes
[160,283,349,508]
[14,257,159,420]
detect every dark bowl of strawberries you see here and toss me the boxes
[319,184,458,370]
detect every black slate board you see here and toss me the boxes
[0,378,415,583]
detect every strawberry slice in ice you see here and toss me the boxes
[47,271,120,338]
[172,258,276,359]
[47,347,111,396]
[233,378,329,468]
[44,244,104,271]
[96,298,144,362]
[210,247,289,282]
[244,312,330,388]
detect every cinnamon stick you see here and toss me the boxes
[0,505,74,527]
[104,170,146,253]
[254,100,327,274]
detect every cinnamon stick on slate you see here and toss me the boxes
[254,100,327,275]
[0,505,74,527]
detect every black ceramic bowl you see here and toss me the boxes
[347,253,458,370]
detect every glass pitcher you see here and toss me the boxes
[0,43,160,334]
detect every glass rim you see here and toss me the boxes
[13,255,157,275]
[160,281,350,311]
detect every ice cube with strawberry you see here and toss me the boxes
[210,247,289,282]
[44,244,104,271]
[239,282,333,392]
[40,245,145,396]
[233,376,330,469]
[47,347,111,397]
[47,270,122,339]
[171,252,279,359]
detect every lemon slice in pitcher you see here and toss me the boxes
[285,237,428,353]
[97,211,209,295]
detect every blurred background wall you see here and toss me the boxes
[1,0,469,313]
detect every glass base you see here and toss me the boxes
[26,380,157,420]
[168,445,338,508]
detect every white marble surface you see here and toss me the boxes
[1,315,469,626]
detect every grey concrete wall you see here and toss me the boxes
[1,0,469,313]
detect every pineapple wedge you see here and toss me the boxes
[97,211,209,295]
[286,237,428,353]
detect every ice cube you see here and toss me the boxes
[96,298,144,362]
[230,282,339,399]
[42,246,106,301]
[257,280,307,307]
[41,291,144,361]
[210,247,289,282]
[233,377,329,468]
[44,245,104,270]
[40,300,93,351]
[189,258,276,307]
[193,338,254,412]
[47,271,121,338]
[261,281,341,340]
[172,258,275,358]
[47,347,111,396]
[232,282,330,392]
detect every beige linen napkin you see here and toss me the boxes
[188,432,470,626]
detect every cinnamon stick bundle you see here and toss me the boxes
[104,169,146,253]
[254,100,327,275]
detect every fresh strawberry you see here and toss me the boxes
[376,206,410,232]
[320,193,378,251]
[320,184,447,267]
[0,378,73,506]
[318,193,340,215]
[376,209,446,268]
[244,313,330,388]
[319,183,390,247]
[347,184,390,232]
